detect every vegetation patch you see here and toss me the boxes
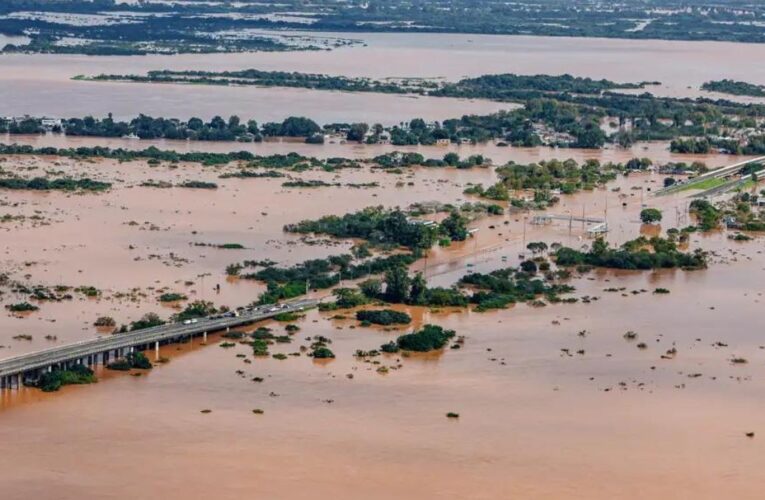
[36,365,96,392]
[106,352,153,371]
[555,237,707,270]
[394,324,456,352]
[158,293,187,302]
[356,309,412,325]
[0,177,110,192]
[6,302,39,312]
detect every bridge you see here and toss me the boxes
[654,155,765,196]
[0,298,317,390]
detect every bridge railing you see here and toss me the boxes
[0,299,316,379]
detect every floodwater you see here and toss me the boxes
[1,30,765,500]
[0,152,763,499]
[3,32,765,122]
[2,132,753,168]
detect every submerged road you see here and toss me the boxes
[0,298,317,388]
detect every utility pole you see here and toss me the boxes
[473,230,478,267]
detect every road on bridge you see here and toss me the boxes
[0,298,317,382]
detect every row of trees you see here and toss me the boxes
[554,237,707,270]
[1,114,322,142]
[6,87,763,149]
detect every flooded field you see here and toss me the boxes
[3,33,765,122]
[2,28,765,500]
[0,149,763,499]
[2,132,753,168]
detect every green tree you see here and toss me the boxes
[409,272,427,305]
[520,260,538,273]
[640,208,663,224]
[443,152,460,166]
[359,278,383,299]
[526,241,548,255]
[440,211,469,241]
[384,266,411,303]
[130,312,165,331]
[277,116,320,137]
[591,238,609,256]
[347,123,369,142]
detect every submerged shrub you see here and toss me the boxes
[395,324,456,352]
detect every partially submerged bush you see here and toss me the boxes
[106,352,153,371]
[36,365,96,392]
[94,316,116,327]
[6,302,38,312]
[356,309,412,326]
[159,292,187,302]
[311,346,336,359]
[395,324,456,352]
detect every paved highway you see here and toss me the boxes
[690,167,765,199]
[655,156,765,196]
[0,299,316,382]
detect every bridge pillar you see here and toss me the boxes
[203,331,207,343]
[155,341,159,361]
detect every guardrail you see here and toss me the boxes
[0,299,316,386]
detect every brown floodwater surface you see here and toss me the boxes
[0,151,764,499]
[3,30,765,500]
[3,132,752,168]
[4,33,765,122]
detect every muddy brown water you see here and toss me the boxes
[4,32,765,122]
[2,30,765,499]
[0,150,763,499]
[2,132,755,168]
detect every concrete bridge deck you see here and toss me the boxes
[0,298,316,389]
